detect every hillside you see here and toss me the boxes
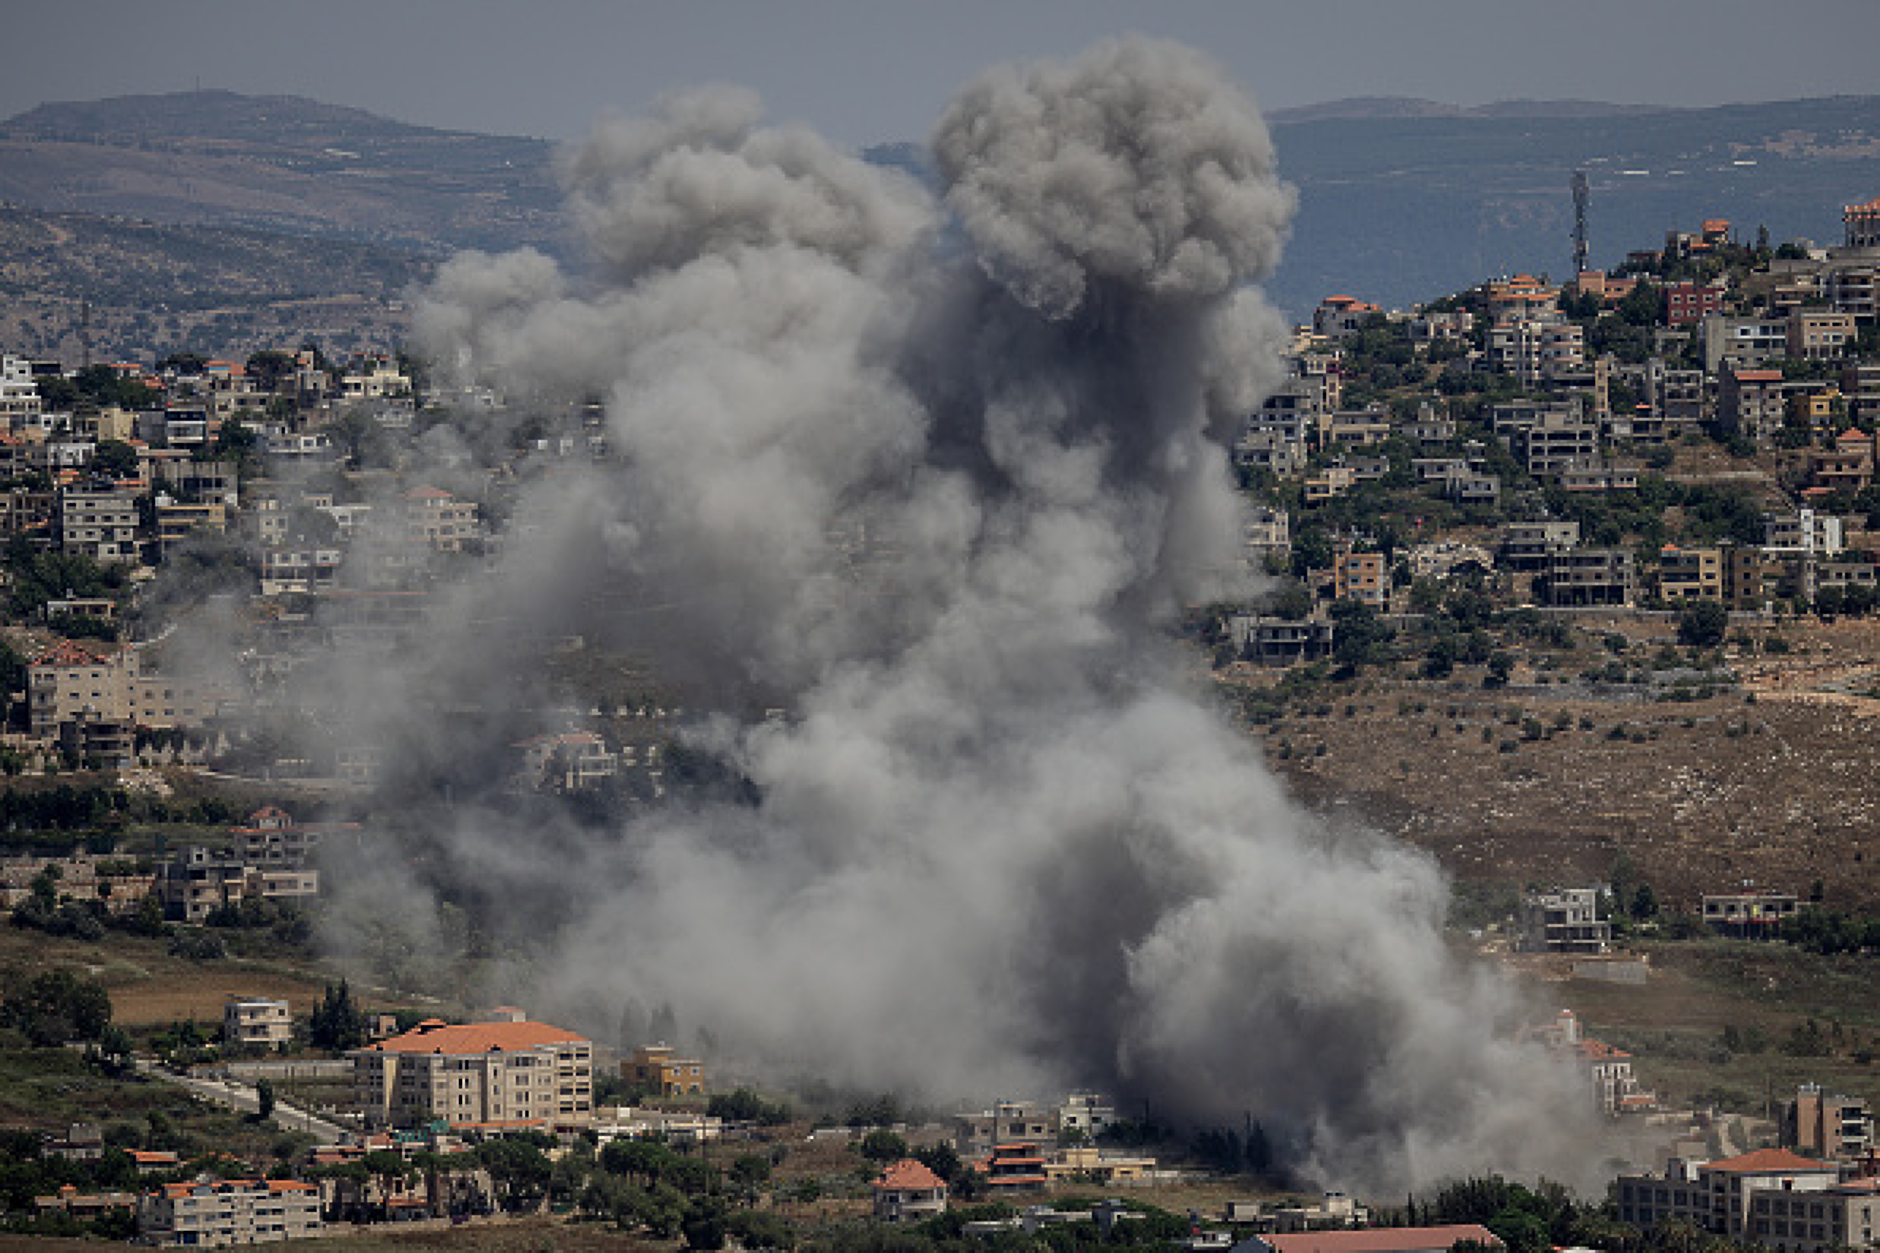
[3,91,1880,360]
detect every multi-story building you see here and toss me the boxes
[223,997,293,1049]
[154,501,226,559]
[1229,615,1335,667]
[1703,314,1790,372]
[1790,309,1859,360]
[152,848,319,922]
[57,486,141,564]
[137,1177,322,1247]
[1537,547,1634,606]
[955,1102,1064,1154]
[1720,366,1789,442]
[622,1044,705,1096]
[1848,196,1880,249]
[1516,889,1610,954]
[981,1142,1049,1195]
[228,806,357,869]
[1614,1149,1871,1252]
[1332,547,1387,608]
[353,1017,594,1131]
[1825,258,1878,324]
[1500,520,1580,571]
[1510,409,1601,476]
[1666,280,1728,326]
[1313,294,1381,338]
[1701,888,1800,937]
[1787,1085,1875,1161]
[399,486,479,552]
[1646,360,1710,441]
[515,731,619,792]
[1659,547,1724,601]
[1490,319,1583,386]
[1765,509,1844,557]
[0,356,42,427]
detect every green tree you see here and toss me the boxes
[91,438,140,479]
[1676,598,1729,647]
[307,980,368,1051]
[857,1128,908,1163]
[255,1078,276,1122]
[1,968,113,1045]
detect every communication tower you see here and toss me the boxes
[1571,170,1590,277]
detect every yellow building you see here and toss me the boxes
[622,1044,706,1096]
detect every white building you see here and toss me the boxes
[223,997,293,1049]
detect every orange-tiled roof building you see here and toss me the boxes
[352,1018,593,1132]
[873,1158,948,1224]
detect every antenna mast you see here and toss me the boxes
[1572,170,1590,277]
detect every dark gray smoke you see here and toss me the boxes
[331,38,1597,1192]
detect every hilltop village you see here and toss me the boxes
[0,197,1879,1248]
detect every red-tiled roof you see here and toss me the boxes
[1576,1038,1632,1061]
[1704,1147,1837,1174]
[363,1019,586,1055]
[875,1159,946,1192]
[31,640,115,667]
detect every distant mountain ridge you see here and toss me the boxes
[1266,95,1675,124]
[2,88,1879,351]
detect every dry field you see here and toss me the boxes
[0,925,335,1028]
[1244,615,1880,913]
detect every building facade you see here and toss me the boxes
[353,1018,594,1131]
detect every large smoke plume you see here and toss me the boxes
[306,39,1597,1191]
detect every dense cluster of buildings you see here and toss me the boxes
[1231,198,1880,646]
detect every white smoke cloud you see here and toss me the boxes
[315,36,1605,1193]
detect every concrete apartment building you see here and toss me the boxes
[139,1178,322,1247]
[57,486,141,564]
[27,640,230,744]
[153,848,319,922]
[223,997,293,1049]
[1720,365,1791,442]
[1702,888,1800,937]
[1659,546,1723,600]
[1614,1149,1879,1253]
[353,1018,594,1131]
[1537,547,1635,607]
[1332,547,1387,608]
[1500,520,1580,571]
[1787,1085,1875,1161]
[1516,888,1610,953]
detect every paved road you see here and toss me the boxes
[140,1063,351,1142]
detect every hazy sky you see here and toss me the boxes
[9,0,1880,148]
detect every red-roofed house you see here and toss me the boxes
[352,1018,593,1131]
[1313,295,1382,338]
[873,1158,948,1223]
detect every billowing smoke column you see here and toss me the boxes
[384,39,1595,1191]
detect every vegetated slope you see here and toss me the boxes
[0,89,567,256]
[0,204,429,362]
[6,90,1880,336]
[1242,615,1880,915]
